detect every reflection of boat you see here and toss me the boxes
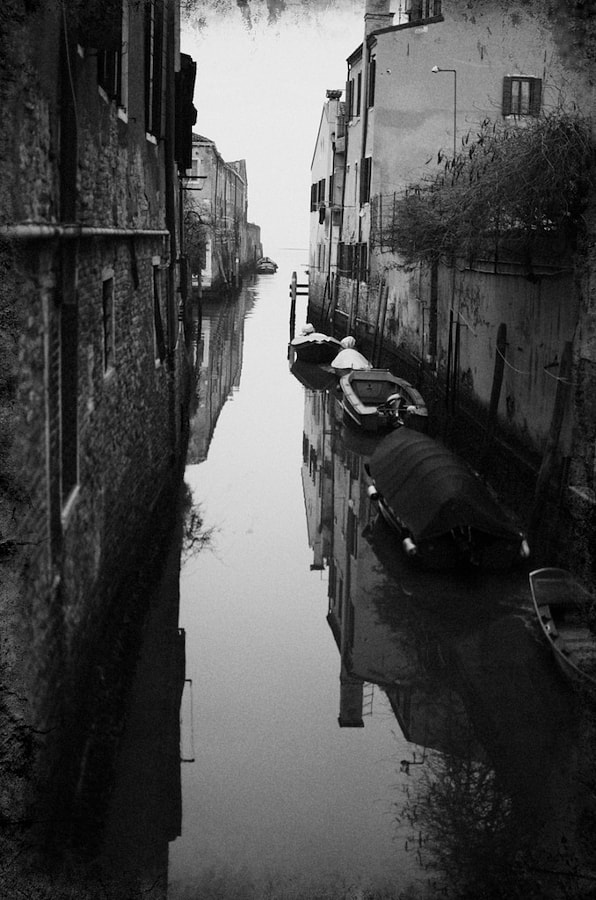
[290,324,342,364]
[529,567,596,688]
[340,369,428,432]
[290,359,338,392]
[367,429,530,570]
[256,256,278,273]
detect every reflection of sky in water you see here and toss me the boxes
[168,252,416,892]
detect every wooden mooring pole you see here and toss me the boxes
[529,341,573,538]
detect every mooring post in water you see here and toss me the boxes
[445,308,454,409]
[289,271,297,343]
[482,323,507,459]
[529,341,573,539]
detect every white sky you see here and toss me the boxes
[181,3,364,252]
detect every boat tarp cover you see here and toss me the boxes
[290,360,337,391]
[369,429,520,541]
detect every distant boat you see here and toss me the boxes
[256,256,278,273]
[529,567,596,689]
[367,429,530,569]
[290,324,342,365]
[340,368,428,432]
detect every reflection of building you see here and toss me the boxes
[185,135,262,295]
[98,512,187,898]
[300,390,337,571]
[187,290,256,463]
[297,382,472,748]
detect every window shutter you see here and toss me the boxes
[529,78,542,116]
[502,77,513,116]
[346,79,353,120]
[368,57,376,108]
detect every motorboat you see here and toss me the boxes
[340,368,428,432]
[256,256,278,273]
[289,324,342,365]
[366,429,530,570]
[529,567,596,688]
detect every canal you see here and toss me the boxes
[97,249,596,900]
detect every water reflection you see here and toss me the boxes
[188,290,256,464]
[296,366,596,897]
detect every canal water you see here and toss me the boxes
[98,249,595,899]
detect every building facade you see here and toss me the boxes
[0,0,196,824]
[185,134,262,295]
[310,0,596,574]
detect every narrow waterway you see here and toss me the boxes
[95,248,596,900]
[169,250,417,896]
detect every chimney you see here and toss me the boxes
[365,0,394,36]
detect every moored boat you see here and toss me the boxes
[290,324,342,364]
[529,567,596,688]
[290,359,338,392]
[340,368,428,432]
[367,429,530,569]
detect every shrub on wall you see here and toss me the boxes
[372,110,594,272]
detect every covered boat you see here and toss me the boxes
[367,429,530,570]
[331,348,372,375]
[529,567,596,688]
[340,369,428,432]
[290,324,342,364]
[256,256,278,273]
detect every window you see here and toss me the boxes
[406,0,442,20]
[502,76,542,117]
[102,274,115,372]
[347,507,358,558]
[360,156,372,205]
[96,1,128,110]
[346,78,353,119]
[60,246,79,505]
[356,72,362,116]
[367,56,376,108]
[145,0,165,138]
[153,262,166,364]
[337,242,368,281]
[310,182,318,212]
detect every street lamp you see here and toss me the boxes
[431,65,457,159]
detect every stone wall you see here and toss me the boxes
[0,0,193,831]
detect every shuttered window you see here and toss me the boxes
[502,76,542,117]
[360,156,372,205]
[145,0,165,138]
[368,56,376,108]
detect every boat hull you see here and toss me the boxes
[290,335,342,365]
[340,369,428,433]
[368,429,528,570]
[529,567,596,688]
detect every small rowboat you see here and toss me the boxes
[529,567,596,689]
[290,325,342,365]
[340,368,428,433]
